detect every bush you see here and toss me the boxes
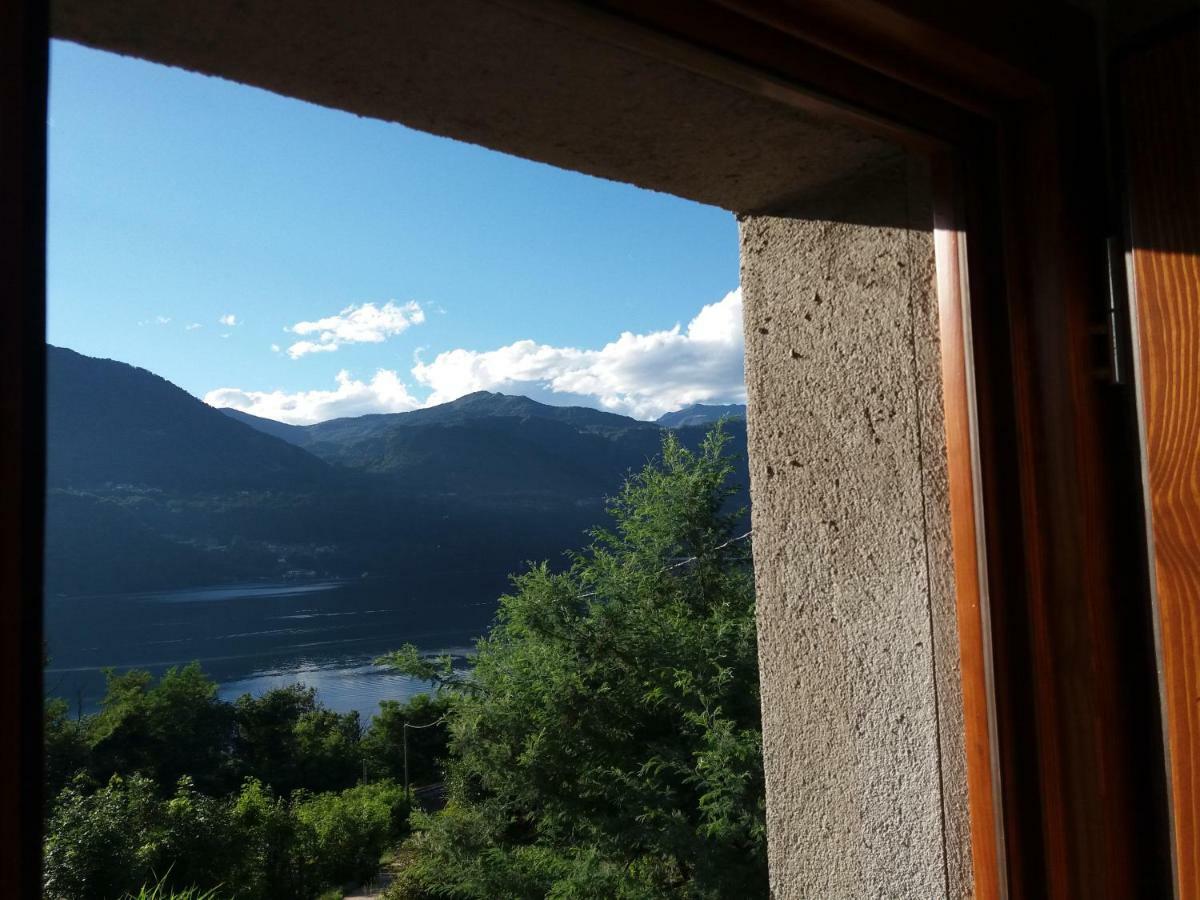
[43,774,240,900]
[293,780,410,887]
[43,665,406,900]
[43,771,412,900]
[44,774,162,900]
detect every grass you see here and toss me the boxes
[124,875,228,900]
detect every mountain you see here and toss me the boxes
[220,407,309,446]
[656,403,746,428]
[222,392,678,498]
[222,392,658,452]
[46,347,748,597]
[48,346,331,492]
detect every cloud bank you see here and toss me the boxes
[205,369,422,425]
[206,289,744,424]
[413,288,744,420]
[286,300,426,359]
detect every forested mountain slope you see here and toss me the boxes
[46,347,748,597]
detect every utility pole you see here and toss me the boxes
[403,721,410,803]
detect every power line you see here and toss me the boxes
[404,715,449,731]
[403,714,450,800]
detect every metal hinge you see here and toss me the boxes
[1092,236,1127,385]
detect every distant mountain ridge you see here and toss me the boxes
[655,403,746,428]
[224,391,661,447]
[46,347,748,597]
[222,394,745,440]
[220,392,678,497]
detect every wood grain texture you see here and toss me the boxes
[1122,23,1200,900]
[932,159,1004,900]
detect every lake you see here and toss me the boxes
[44,576,498,718]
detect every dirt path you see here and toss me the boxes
[342,859,400,900]
[343,785,442,898]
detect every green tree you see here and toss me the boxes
[227,778,308,900]
[232,685,361,796]
[45,697,90,803]
[361,693,452,786]
[87,664,234,794]
[292,706,363,794]
[386,427,766,899]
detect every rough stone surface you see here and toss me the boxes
[740,159,969,898]
[52,0,899,218]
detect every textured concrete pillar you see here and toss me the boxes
[740,159,971,898]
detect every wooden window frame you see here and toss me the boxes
[2,1,1173,896]
[568,3,1172,895]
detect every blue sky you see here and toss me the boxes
[47,41,743,422]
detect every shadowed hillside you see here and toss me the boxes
[46,346,748,597]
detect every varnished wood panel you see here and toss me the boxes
[932,159,1004,900]
[1123,23,1200,900]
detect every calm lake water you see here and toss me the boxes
[44,577,497,718]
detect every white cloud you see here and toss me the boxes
[186,323,203,331]
[138,315,173,326]
[205,369,422,425]
[270,343,281,353]
[219,313,239,327]
[412,288,744,420]
[203,289,744,424]
[286,300,425,359]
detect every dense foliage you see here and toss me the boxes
[384,428,766,898]
[42,666,448,900]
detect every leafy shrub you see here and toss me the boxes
[43,665,400,900]
[44,774,242,900]
[44,774,163,900]
[293,780,410,887]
